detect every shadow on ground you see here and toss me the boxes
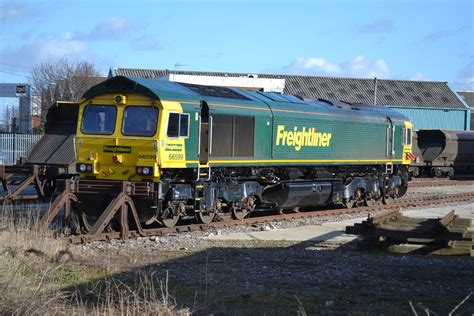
[63,237,474,315]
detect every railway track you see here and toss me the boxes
[62,191,474,244]
[409,178,474,187]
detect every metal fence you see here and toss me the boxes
[0,133,42,165]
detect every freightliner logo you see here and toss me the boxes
[275,125,332,151]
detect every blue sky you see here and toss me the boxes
[0,0,473,113]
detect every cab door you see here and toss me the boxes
[386,117,395,158]
[198,101,210,165]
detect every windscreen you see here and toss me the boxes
[81,105,117,135]
[122,106,158,136]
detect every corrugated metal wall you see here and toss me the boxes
[390,107,469,130]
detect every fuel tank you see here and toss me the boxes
[262,181,333,209]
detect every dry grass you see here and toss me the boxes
[0,203,189,315]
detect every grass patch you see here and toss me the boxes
[0,203,189,315]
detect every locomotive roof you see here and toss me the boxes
[82,76,409,123]
[110,67,468,110]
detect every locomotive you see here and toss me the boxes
[70,76,413,227]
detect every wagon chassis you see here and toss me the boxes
[0,164,47,204]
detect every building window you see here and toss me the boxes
[167,112,190,138]
[385,95,394,102]
[441,97,451,104]
[413,96,423,103]
[422,91,432,98]
[394,90,404,98]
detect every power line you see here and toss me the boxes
[0,70,32,79]
[0,62,31,70]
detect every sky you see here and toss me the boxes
[0,0,473,112]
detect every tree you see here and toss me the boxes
[31,58,103,123]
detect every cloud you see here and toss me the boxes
[358,19,393,33]
[0,33,86,68]
[408,72,425,81]
[284,57,341,75]
[283,56,390,79]
[457,58,474,90]
[88,17,143,39]
[0,0,32,21]
[422,26,467,42]
[131,35,161,51]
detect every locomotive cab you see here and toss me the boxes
[75,92,163,181]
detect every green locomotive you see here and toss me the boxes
[73,76,413,227]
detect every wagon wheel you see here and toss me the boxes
[232,207,248,220]
[343,199,355,209]
[196,211,215,224]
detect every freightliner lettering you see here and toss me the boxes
[276,125,332,151]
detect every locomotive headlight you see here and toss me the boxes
[114,94,127,105]
[77,163,93,173]
[136,166,153,175]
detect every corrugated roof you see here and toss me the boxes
[457,91,474,109]
[110,68,467,109]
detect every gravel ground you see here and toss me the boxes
[69,185,474,315]
[72,237,473,315]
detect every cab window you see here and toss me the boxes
[403,128,412,145]
[167,113,189,138]
[81,105,117,135]
[122,106,158,136]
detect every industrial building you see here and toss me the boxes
[110,68,471,131]
[456,91,474,130]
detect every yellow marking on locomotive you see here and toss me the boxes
[185,159,403,164]
[75,92,171,182]
[402,121,413,165]
[158,100,187,169]
[276,125,332,151]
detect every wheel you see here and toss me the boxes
[344,199,355,209]
[433,168,443,178]
[382,195,395,205]
[160,207,180,227]
[162,215,179,228]
[364,197,376,207]
[42,179,56,197]
[398,185,408,197]
[196,211,215,224]
[232,207,248,220]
